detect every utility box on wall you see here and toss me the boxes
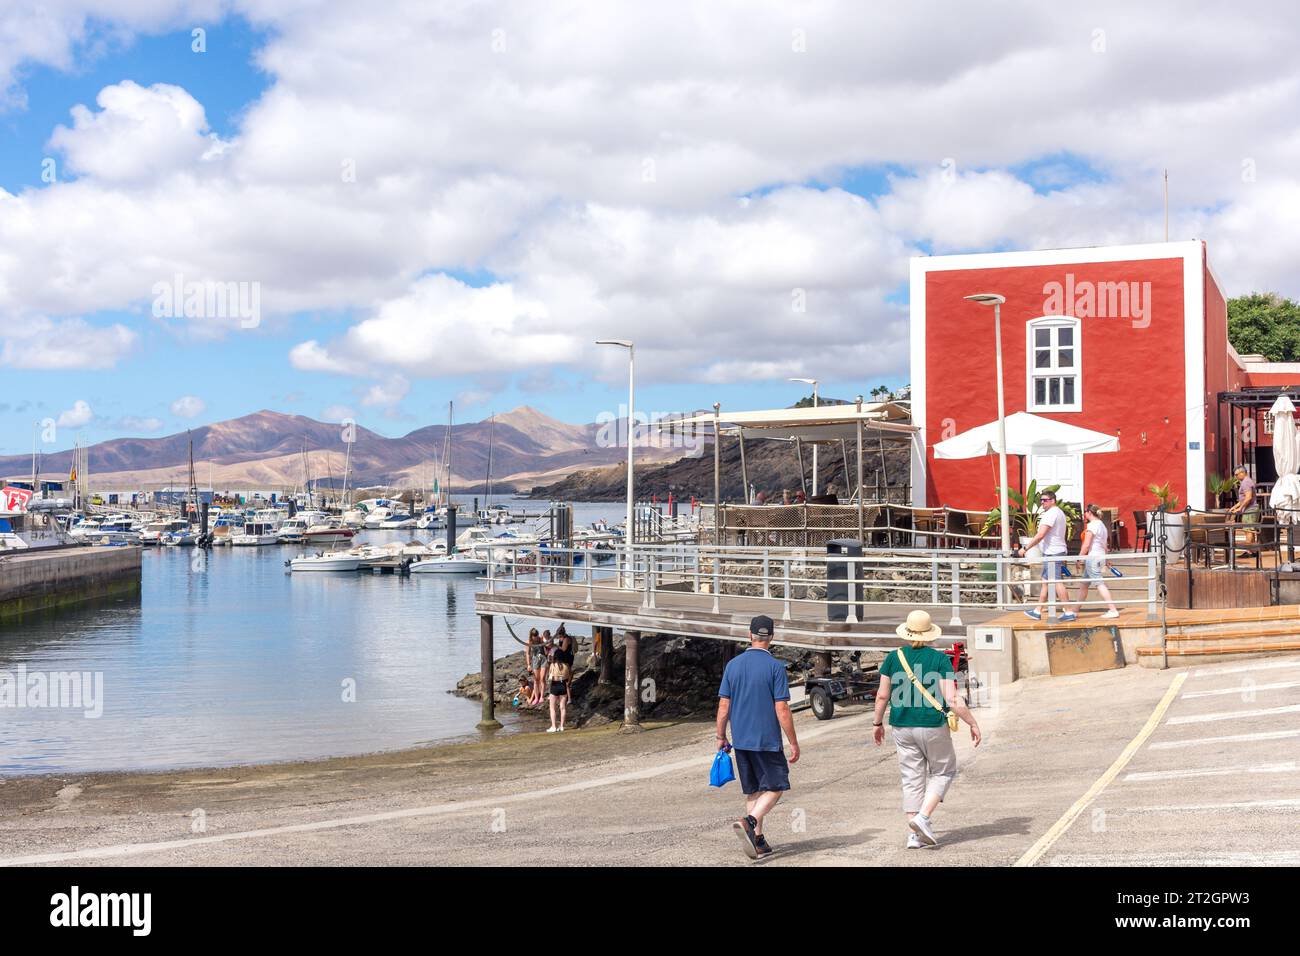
[967,625,1016,684]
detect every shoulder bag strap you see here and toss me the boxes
[895,648,947,715]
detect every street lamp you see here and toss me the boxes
[597,340,635,583]
[964,294,1011,566]
[789,377,819,497]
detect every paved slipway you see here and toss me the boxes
[1,654,1297,867]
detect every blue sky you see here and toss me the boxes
[2,3,1291,460]
[0,16,909,455]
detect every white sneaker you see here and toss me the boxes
[906,832,922,849]
[546,726,558,733]
[909,814,938,846]
[1102,610,1120,619]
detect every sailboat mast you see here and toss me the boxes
[342,440,352,509]
[187,431,198,520]
[445,401,454,504]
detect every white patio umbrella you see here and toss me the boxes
[1267,395,1300,520]
[934,411,1119,460]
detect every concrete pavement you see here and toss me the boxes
[1,653,1297,866]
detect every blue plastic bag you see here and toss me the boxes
[709,748,736,788]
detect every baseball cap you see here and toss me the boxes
[750,615,774,638]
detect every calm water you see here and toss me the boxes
[0,499,629,775]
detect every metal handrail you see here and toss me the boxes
[481,539,1160,623]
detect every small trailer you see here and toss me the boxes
[793,642,974,721]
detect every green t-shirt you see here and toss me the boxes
[879,646,955,728]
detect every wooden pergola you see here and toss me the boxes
[657,399,918,541]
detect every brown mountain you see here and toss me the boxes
[0,407,679,492]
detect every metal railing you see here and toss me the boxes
[481,539,1160,627]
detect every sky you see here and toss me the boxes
[2,1,1300,455]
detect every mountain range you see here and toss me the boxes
[0,407,682,493]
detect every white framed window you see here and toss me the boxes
[1027,316,1081,412]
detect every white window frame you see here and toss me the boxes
[1026,316,1082,413]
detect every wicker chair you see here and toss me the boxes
[911,507,947,548]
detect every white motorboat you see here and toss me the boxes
[415,509,441,530]
[142,517,190,545]
[162,527,199,546]
[231,520,279,546]
[288,551,362,572]
[379,514,417,530]
[210,512,243,545]
[363,503,412,529]
[301,523,355,547]
[409,552,487,574]
[75,516,142,546]
[277,516,311,543]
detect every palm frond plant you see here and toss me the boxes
[981,479,1081,540]
[1207,472,1238,509]
[1149,481,1181,513]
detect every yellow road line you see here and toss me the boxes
[1014,671,1187,867]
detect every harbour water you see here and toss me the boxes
[0,499,630,775]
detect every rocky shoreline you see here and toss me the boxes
[454,631,888,729]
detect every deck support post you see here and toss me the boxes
[855,397,865,544]
[477,614,502,731]
[739,433,750,504]
[597,626,616,685]
[621,630,643,733]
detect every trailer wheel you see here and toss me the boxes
[810,686,834,720]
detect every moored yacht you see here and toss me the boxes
[231,520,279,545]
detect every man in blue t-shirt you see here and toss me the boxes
[716,615,800,860]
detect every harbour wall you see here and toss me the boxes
[0,546,142,620]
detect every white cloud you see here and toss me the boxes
[0,316,136,369]
[170,395,206,418]
[56,399,93,428]
[114,415,164,433]
[359,375,410,409]
[48,80,227,183]
[4,0,1300,389]
[321,404,355,424]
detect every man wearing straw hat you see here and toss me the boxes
[873,610,982,849]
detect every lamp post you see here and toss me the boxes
[789,377,819,496]
[964,294,1011,566]
[597,340,635,585]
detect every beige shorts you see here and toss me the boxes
[892,724,957,813]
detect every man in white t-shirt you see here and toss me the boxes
[1015,489,1077,622]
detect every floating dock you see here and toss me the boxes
[0,545,142,619]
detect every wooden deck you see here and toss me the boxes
[474,582,1003,649]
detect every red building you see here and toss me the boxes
[909,240,1292,547]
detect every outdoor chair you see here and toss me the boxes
[962,510,995,549]
[911,507,945,548]
[1225,516,1276,570]
[1187,512,1228,567]
[1099,507,1121,547]
[1132,510,1151,552]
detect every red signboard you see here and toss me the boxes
[1,486,34,513]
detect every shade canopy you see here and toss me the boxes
[1270,394,1298,478]
[655,401,916,444]
[933,411,1120,459]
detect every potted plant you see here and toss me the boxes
[1147,482,1186,555]
[1207,472,1238,510]
[982,479,1080,555]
